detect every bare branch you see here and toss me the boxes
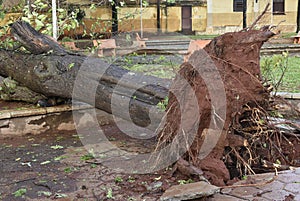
[249,3,270,30]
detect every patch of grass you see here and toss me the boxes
[124,64,178,79]
[80,153,94,161]
[64,167,74,173]
[281,32,296,39]
[189,34,219,40]
[261,55,300,93]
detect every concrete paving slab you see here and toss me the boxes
[284,183,300,194]
[160,181,220,201]
[210,168,300,201]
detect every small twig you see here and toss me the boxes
[232,148,256,175]
[274,56,288,93]
[220,192,250,200]
[33,181,52,191]
[0,177,36,186]
[253,189,272,197]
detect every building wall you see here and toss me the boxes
[118,6,158,32]
[67,0,206,33]
[48,0,300,34]
[161,7,182,32]
[192,6,207,32]
[207,0,297,33]
[82,5,203,33]
[0,0,297,36]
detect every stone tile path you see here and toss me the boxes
[211,168,300,201]
[160,168,300,201]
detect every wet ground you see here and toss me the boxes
[0,116,190,201]
[0,51,299,200]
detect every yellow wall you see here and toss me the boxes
[2,0,297,36]
[84,7,111,19]
[67,1,205,33]
[209,0,297,33]
[193,6,207,32]
[118,7,157,32]
[161,7,182,32]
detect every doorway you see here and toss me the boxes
[181,6,192,34]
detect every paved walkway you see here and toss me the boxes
[160,167,300,201]
[212,168,300,201]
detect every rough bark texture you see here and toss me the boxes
[10,21,67,55]
[0,21,169,127]
[157,29,274,186]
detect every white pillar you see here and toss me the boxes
[52,0,58,40]
[254,0,259,18]
[140,0,143,38]
[206,0,213,33]
[270,0,273,24]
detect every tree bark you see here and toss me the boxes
[0,21,170,127]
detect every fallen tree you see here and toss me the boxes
[0,21,169,127]
[1,19,299,186]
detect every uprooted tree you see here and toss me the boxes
[157,29,274,186]
[157,22,300,185]
[0,18,299,186]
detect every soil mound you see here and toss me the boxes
[157,29,279,186]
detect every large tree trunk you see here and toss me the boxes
[0,21,169,127]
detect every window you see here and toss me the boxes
[233,0,243,12]
[273,0,285,14]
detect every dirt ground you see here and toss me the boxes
[0,98,299,201]
[0,101,195,201]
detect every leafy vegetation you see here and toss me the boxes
[106,188,114,199]
[12,188,27,197]
[80,153,95,161]
[114,176,123,183]
[177,179,194,185]
[261,53,300,93]
[157,96,169,111]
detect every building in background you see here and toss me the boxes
[206,0,297,33]
[66,0,298,34]
[0,0,298,36]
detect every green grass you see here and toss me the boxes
[124,64,178,79]
[280,32,297,39]
[261,55,300,93]
[122,53,299,93]
[189,34,219,40]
